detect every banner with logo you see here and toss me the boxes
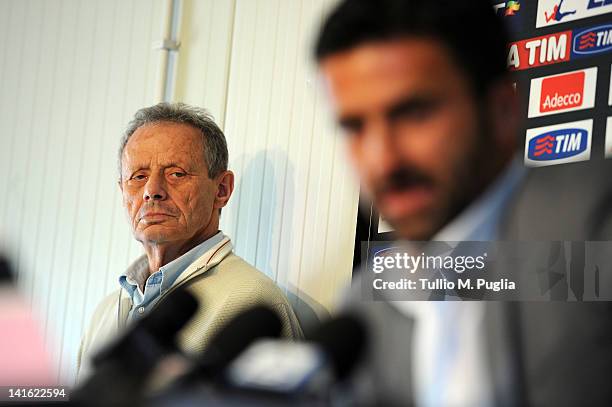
[353,1,612,269]
[506,1,612,166]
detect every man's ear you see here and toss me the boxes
[214,170,235,209]
[487,77,520,152]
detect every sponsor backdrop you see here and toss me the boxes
[353,0,612,268]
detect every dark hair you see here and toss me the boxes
[314,0,509,97]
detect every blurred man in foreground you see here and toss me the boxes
[77,103,302,381]
[315,0,612,405]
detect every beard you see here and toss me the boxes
[371,113,505,241]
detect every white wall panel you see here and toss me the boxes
[0,0,165,384]
[175,0,359,320]
[174,0,235,126]
[219,0,359,318]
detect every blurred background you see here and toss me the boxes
[0,0,359,384]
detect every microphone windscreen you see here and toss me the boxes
[0,256,13,283]
[197,305,283,374]
[143,288,199,342]
[92,288,198,366]
[308,314,368,380]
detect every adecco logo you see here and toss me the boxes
[524,119,592,167]
[528,67,597,118]
[537,0,612,29]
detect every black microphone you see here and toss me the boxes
[93,287,197,368]
[148,312,368,406]
[185,305,283,382]
[0,255,13,283]
[307,313,368,382]
[146,305,284,406]
[73,288,198,407]
[225,313,367,395]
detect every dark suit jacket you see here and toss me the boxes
[346,159,612,407]
[497,159,612,407]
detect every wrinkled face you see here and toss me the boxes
[120,122,220,245]
[321,38,497,240]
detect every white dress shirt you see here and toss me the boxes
[392,157,526,407]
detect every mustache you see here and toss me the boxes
[373,166,433,196]
[138,203,179,219]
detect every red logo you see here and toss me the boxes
[578,31,597,50]
[507,31,572,71]
[533,134,555,157]
[540,71,585,113]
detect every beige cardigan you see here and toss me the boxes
[76,235,302,382]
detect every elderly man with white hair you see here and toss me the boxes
[77,102,302,381]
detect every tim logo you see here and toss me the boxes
[573,25,612,55]
[525,120,592,166]
[527,129,587,161]
[507,31,571,71]
[544,0,576,23]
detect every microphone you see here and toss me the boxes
[96,288,197,364]
[148,312,368,406]
[226,313,367,395]
[73,288,198,406]
[180,305,283,383]
[146,305,285,406]
[308,313,368,381]
[0,255,13,283]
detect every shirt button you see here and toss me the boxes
[138,306,145,314]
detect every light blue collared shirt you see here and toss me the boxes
[119,231,225,321]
